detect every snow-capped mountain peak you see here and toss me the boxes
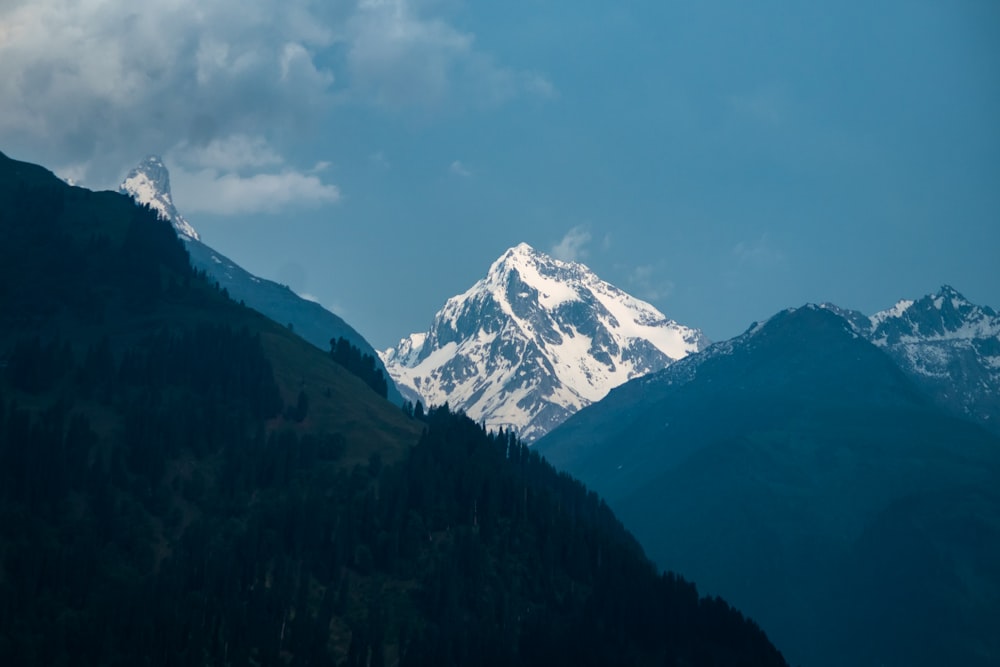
[823,285,1000,432]
[382,243,707,442]
[119,156,199,241]
[869,298,915,328]
[868,285,1000,346]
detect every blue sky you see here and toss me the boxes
[1,0,997,349]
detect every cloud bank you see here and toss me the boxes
[0,0,551,211]
[160,134,340,214]
[169,165,341,216]
[346,0,554,110]
[0,0,336,188]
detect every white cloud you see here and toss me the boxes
[522,72,557,99]
[732,234,785,269]
[0,0,339,187]
[173,135,284,171]
[345,0,553,110]
[170,165,341,215]
[628,264,675,302]
[0,0,551,193]
[347,1,472,108]
[55,162,90,187]
[155,134,341,215]
[298,292,321,304]
[293,290,346,316]
[551,226,592,262]
[369,150,390,169]
[449,159,471,177]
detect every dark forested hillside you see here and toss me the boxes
[182,237,407,407]
[330,336,389,399]
[0,150,786,666]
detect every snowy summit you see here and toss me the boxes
[119,156,199,241]
[382,243,707,442]
[823,285,1000,431]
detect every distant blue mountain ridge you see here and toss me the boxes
[536,299,1000,667]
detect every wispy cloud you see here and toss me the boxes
[732,234,785,269]
[728,84,792,126]
[298,292,321,304]
[627,264,675,302]
[551,226,592,262]
[449,159,472,177]
[345,0,554,110]
[170,164,340,215]
[172,135,284,172]
[161,134,339,215]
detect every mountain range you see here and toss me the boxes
[119,151,1000,667]
[381,243,706,441]
[825,286,1000,434]
[120,156,404,405]
[7,146,999,666]
[536,299,1000,667]
[1,149,788,666]
[123,156,1000,453]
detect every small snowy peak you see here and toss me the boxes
[119,156,200,241]
[383,243,707,442]
[844,285,1000,432]
[868,286,999,345]
[381,333,428,368]
[118,155,404,403]
[483,243,704,358]
[870,299,914,328]
[819,303,873,335]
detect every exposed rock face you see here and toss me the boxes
[382,243,706,441]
